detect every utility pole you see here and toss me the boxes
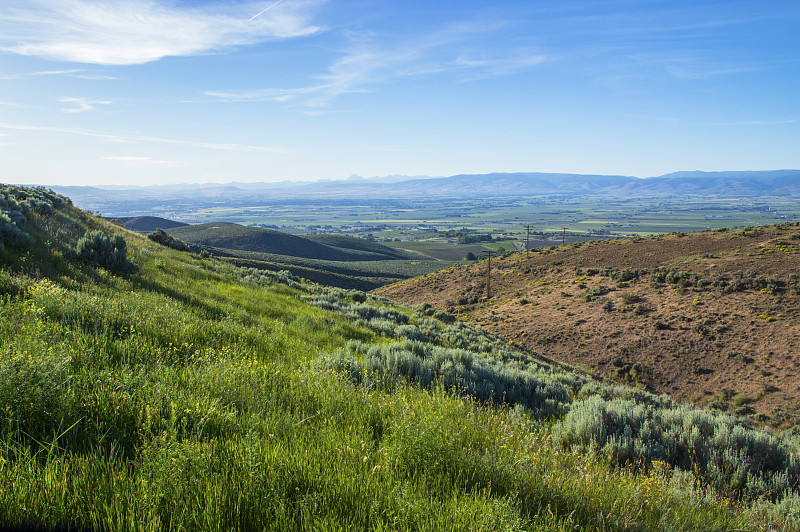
[482,250,494,300]
[562,227,566,246]
[524,224,532,259]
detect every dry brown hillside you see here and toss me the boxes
[375,224,800,426]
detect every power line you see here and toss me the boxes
[482,250,494,300]
[524,224,532,259]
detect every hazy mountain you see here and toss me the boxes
[624,170,800,195]
[44,170,800,214]
[377,172,640,196]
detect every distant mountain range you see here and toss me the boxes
[46,170,800,213]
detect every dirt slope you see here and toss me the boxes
[376,224,800,426]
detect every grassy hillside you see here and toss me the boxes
[1,185,800,530]
[165,222,449,290]
[376,224,800,426]
[168,222,408,261]
[219,251,447,291]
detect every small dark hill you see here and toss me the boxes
[114,216,188,233]
[167,223,408,262]
[168,223,341,260]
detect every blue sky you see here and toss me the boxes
[1,0,798,186]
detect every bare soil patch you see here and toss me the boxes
[376,225,800,426]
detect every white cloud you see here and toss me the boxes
[103,156,184,167]
[33,69,83,76]
[69,73,118,81]
[0,0,323,65]
[452,51,548,81]
[205,21,549,107]
[0,68,117,80]
[59,96,112,113]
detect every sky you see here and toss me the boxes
[0,0,798,186]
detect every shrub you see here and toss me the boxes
[317,339,570,418]
[607,268,641,283]
[148,228,190,251]
[1,184,70,250]
[0,212,34,248]
[584,284,612,302]
[733,393,751,407]
[620,292,642,305]
[76,231,138,274]
[553,395,800,502]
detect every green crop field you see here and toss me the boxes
[383,240,490,261]
[2,185,799,530]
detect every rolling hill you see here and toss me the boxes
[113,215,188,233]
[167,222,412,262]
[164,222,445,290]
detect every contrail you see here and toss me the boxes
[249,0,284,21]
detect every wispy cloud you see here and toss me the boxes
[2,69,118,81]
[664,61,768,80]
[206,21,549,107]
[59,96,112,113]
[0,122,286,153]
[452,51,548,82]
[103,156,184,167]
[70,73,118,81]
[701,119,797,127]
[0,0,323,65]
[33,69,83,76]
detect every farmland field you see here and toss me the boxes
[101,196,800,242]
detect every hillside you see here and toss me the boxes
[113,215,188,233]
[303,233,414,259]
[2,184,800,530]
[376,224,800,425]
[168,222,413,262]
[164,222,443,290]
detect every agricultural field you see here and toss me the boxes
[3,184,800,530]
[92,193,800,292]
[117,196,800,236]
[381,240,493,261]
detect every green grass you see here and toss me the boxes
[219,250,448,291]
[0,188,798,531]
[382,240,495,261]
